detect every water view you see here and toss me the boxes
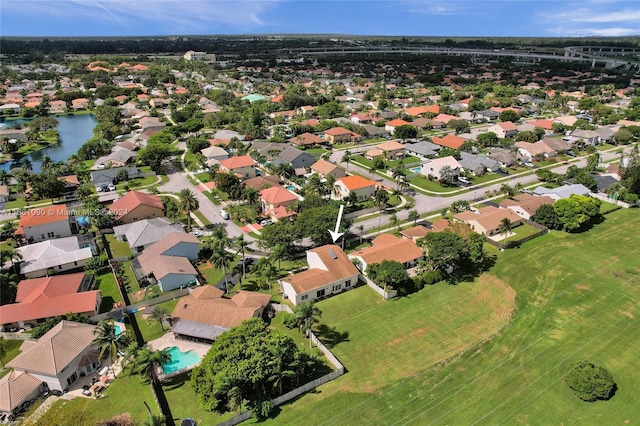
[0,114,97,173]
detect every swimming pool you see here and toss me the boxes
[162,346,201,374]
[286,185,296,191]
[410,166,421,173]
[114,325,123,336]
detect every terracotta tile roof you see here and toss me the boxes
[109,191,164,219]
[350,233,423,266]
[171,288,271,329]
[219,155,256,170]
[209,138,231,146]
[434,114,459,124]
[0,371,42,413]
[454,206,522,233]
[260,186,298,205]
[7,321,97,376]
[271,205,297,220]
[375,140,406,151]
[244,175,280,191]
[324,127,354,136]
[528,119,554,130]
[0,274,100,325]
[405,105,439,116]
[281,245,359,294]
[385,119,411,127]
[514,141,556,156]
[432,134,465,149]
[499,194,555,216]
[337,175,376,191]
[19,205,69,228]
[498,121,518,131]
[400,225,429,239]
[291,132,323,146]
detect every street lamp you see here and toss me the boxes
[378,217,381,235]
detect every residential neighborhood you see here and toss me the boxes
[0,32,639,426]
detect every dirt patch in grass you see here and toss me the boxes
[575,284,590,293]
[619,310,635,319]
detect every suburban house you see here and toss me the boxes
[487,147,520,168]
[243,175,280,191]
[454,206,523,238]
[487,121,518,138]
[279,245,360,306]
[514,141,557,160]
[477,109,500,122]
[400,225,430,241]
[432,134,466,150]
[17,205,72,244]
[16,236,93,278]
[323,127,361,144]
[527,119,554,133]
[542,138,572,153]
[48,100,67,114]
[0,128,27,142]
[533,184,591,200]
[364,140,406,161]
[170,287,271,343]
[458,152,499,176]
[113,218,185,254]
[290,132,324,147]
[594,127,615,144]
[570,129,600,145]
[200,146,230,163]
[311,159,347,179]
[333,175,377,201]
[405,105,439,117]
[404,141,441,160]
[554,115,578,127]
[109,190,165,224]
[272,146,315,169]
[218,155,257,179]
[0,371,45,417]
[434,114,459,125]
[0,273,100,331]
[0,185,9,203]
[138,116,166,133]
[499,193,555,220]
[259,186,299,221]
[420,156,462,180]
[90,166,143,189]
[93,149,136,169]
[7,321,101,393]
[348,234,423,274]
[384,119,413,134]
[137,233,200,292]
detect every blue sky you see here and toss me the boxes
[2,1,639,37]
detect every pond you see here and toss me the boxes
[0,114,97,173]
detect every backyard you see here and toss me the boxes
[255,208,640,425]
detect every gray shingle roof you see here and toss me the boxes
[459,151,498,171]
[113,218,185,250]
[405,141,441,157]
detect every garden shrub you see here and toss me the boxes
[565,361,616,402]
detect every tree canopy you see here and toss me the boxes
[553,194,601,232]
[565,361,616,402]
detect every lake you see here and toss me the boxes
[0,114,97,173]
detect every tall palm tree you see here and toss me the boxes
[177,189,199,229]
[209,226,230,251]
[131,347,171,383]
[341,150,352,172]
[258,259,279,294]
[18,157,32,172]
[210,245,234,293]
[389,213,399,232]
[408,209,419,225]
[0,247,22,274]
[268,336,297,395]
[0,169,11,186]
[149,306,170,332]
[500,183,516,198]
[269,244,286,270]
[234,235,251,280]
[294,301,322,345]
[497,218,513,240]
[357,224,364,243]
[92,320,130,364]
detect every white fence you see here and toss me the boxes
[590,192,638,208]
[363,276,397,299]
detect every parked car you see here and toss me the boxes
[107,184,116,191]
[237,257,254,266]
[566,150,576,157]
[220,209,230,220]
[458,177,470,184]
[180,419,196,426]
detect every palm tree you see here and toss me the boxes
[389,213,399,232]
[131,347,171,383]
[374,189,389,212]
[0,169,11,186]
[341,150,352,172]
[294,301,322,345]
[269,244,286,270]
[149,306,169,332]
[234,235,251,280]
[357,224,365,243]
[0,247,22,274]
[513,182,524,193]
[177,188,199,229]
[500,183,516,198]
[92,320,130,364]
[497,218,513,240]
[260,261,279,294]
[408,209,419,225]
[18,157,32,172]
[210,245,234,293]
[268,336,296,395]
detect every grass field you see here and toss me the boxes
[256,208,640,425]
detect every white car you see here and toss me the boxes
[220,209,230,220]
[458,177,470,184]
[107,184,116,191]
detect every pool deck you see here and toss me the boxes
[149,332,211,381]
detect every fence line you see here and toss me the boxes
[362,276,397,299]
[89,288,189,323]
[590,192,638,208]
[485,219,549,250]
[0,332,37,341]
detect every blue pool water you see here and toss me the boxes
[114,325,123,336]
[286,185,296,191]
[162,346,201,374]
[410,166,421,173]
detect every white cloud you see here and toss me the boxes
[406,1,458,15]
[1,0,280,32]
[540,1,640,37]
[545,7,640,23]
[568,27,639,36]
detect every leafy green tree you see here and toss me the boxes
[295,205,352,246]
[565,362,616,402]
[394,125,418,140]
[620,147,640,195]
[613,128,632,145]
[138,144,172,173]
[30,171,66,202]
[476,132,499,148]
[499,110,519,123]
[448,119,470,134]
[553,194,601,232]
[418,231,467,272]
[439,165,455,185]
[532,203,561,230]
[369,260,410,293]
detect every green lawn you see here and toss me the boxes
[192,210,211,226]
[259,209,640,424]
[502,223,544,243]
[1,339,24,366]
[95,268,122,312]
[600,201,621,214]
[118,174,159,190]
[195,172,210,183]
[135,298,180,343]
[105,234,132,259]
[183,151,199,171]
[35,366,159,425]
[409,175,457,193]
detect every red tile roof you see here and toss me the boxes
[260,186,298,205]
[324,127,353,136]
[432,134,466,149]
[498,121,518,131]
[18,205,69,228]
[219,155,256,170]
[109,191,164,219]
[385,119,411,127]
[337,175,376,191]
[528,119,554,130]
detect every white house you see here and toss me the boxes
[16,237,93,278]
[137,233,200,292]
[17,205,72,244]
[487,121,518,138]
[279,245,360,306]
[420,156,462,180]
[333,176,377,201]
[7,321,102,393]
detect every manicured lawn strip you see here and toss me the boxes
[184,151,199,170]
[258,209,640,425]
[36,366,158,424]
[600,201,621,214]
[193,210,211,226]
[105,234,132,259]
[1,339,23,366]
[257,274,516,425]
[122,261,140,292]
[118,175,159,190]
[503,223,544,242]
[304,147,328,158]
[195,172,210,182]
[95,268,122,309]
[3,197,33,210]
[409,175,457,193]
[197,262,225,286]
[135,298,180,343]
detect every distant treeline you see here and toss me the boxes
[0,35,638,58]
